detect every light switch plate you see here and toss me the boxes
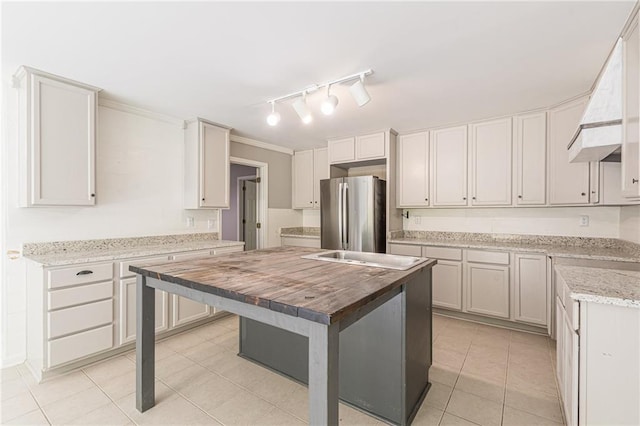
[186,217,195,227]
[414,216,421,225]
[579,215,589,227]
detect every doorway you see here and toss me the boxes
[238,176,257,250]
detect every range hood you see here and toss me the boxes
[568,39,622,163]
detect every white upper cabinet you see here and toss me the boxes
[514,112,547,205]
[470,118,513,206]
[548,98,591,205]
[328,132,387,164]
[397,132,429,207]
[622,16,640,198]
[430,126,468,206]
[184,119,230,209]
[292,148,328,209]
[15,67,100,207]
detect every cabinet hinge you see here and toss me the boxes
[256,223,261,229]
[256,177,261,183]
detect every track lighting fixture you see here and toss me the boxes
[321,85,339,115]
[266,101,281,126]
[265,69,373,126]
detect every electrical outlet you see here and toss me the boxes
[579,215,589,227]
[186,216,195,227]
[207,218,216,229]
[414,216,421,225]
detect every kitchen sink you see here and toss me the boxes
[301,250,430,271]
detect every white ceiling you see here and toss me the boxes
[2,1,635,150]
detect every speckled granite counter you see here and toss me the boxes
[555,265,640,308]
[279,227,320,239]
[388,231,640,263]
[22,233,245,267]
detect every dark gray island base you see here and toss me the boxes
[130,246,435,425]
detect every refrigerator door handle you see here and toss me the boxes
[343,182,349,250]
[338,182,344,249]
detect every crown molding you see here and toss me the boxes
[230,135,294,155]
[98,97,186,128]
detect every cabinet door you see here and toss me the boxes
[30,74,96,206]
[119,278,169,345]
[313,148,329,208]
[432,260,462,311]
[562,310,579,426]
[397,132,429,207]
[431,126,468,206]
[200,122,230,208]
[514,112,547,205]
[555,298,565,398]
[622,17,640,198]
[328,137,355,163]
[514,254,547,326]
[470,118,512,206]
[355,132,386,160]
[601,163,639,205]
[169,251,212,327]
[465,263,510,318]
[293,150,314,209]
[548,99,591,205]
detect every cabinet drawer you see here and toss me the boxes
[119,255,170,278]
[48,281,112,310]
[170,250,213,261]
[48,263,113,289]
[466,250,509,265]
[212,245,244,256]
[388,244,422,257]
[423,246,463,261]
[48,324,113,367]
[48,299,113,339]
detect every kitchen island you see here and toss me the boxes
[130,246,436,425]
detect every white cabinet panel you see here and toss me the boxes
[622,16,640,198]
[465,263,510,318]
[119,278,169,345]
[48,299,112,339]
[313,148,329,209]
[48,325,113,368]
[356,132,386,160]
[15,67,99,207]
[514,112,547,205]
[514,254,547,326]
[601,162,639,205]
[548,98,591,205]
[48,281,112,310]
[470,118,512,206]
[388,244,422,257]
[432,261,462,311]
[281,237,321,248]
[431,126,468,206]
[293,150,314,209]
[184,119,230,209]
[48,262,113,289]
[169,250,212,326]
[328,137,355,163]
[466,249,509,265]
[397,132,429,207]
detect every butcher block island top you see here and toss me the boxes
[130,246,436,325]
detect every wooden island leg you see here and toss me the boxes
[136,275,155,412]
[308,321,339,425]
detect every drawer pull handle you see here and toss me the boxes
[76,270,94,276]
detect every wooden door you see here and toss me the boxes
[431,126,468,206]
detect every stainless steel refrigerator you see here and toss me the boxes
[320,176,386,253]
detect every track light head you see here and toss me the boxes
[266,102,281,126]
[349,74,371,107]
[321,85,339,115]
[292,93,313,124]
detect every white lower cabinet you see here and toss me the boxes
[514,253,548,326]
[281,236,321,248]
[431,261,463,310]
[168,251,214,325]
[119,278,169,345]
[465,262,510,319]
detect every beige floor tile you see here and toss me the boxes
[275,384,308,421]
[25,371,95,407]
[215,315,239,330]
[191,322,235,340]
[41,386,111,425]
[120,394,219,425]
[210,330,239,350]
[440,412,481,426]
[205,387,276,425]
[446,389,503,426]
[67,402,132,425]
[181,341,229,364]
[434,348,467,370]
[154,353,199,380]
[507,366,558,397]
[248,371,304,407]
[434,335,472,355]
[338,404,386,425]
[430,363,461,387]
[1,377,30,401]
[160,364,215,394]
[424,382,454,410]
[504,388,563,423]
[1,391,40,422]
[97,370,137,401]
[454,372,505,403]
[198,350,246,375]
[509,341,550,359]
[411,403,443,426]
[3,409,50,425]
[467,344,509,364]
[127,342,176,363]
[502,405,563,426]
[83,355,135,384]
[510,331,550,348]
[180,374,244,413]
[460,357,507,382]
[0,367,22,384]
[115,380,178,411]
[217,359,273,388]
[159,331,208,353]
[258,406,305,425]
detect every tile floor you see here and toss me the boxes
[0,314,564,425]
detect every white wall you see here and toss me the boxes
[302,209,321,227]
[620,205,640,244]
[403,206,621,238]
[268,208,303,247]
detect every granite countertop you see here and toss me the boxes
[555,265,640,308]
[279,227,320,239]
[22,233,245,267]
[388,231,640,263]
